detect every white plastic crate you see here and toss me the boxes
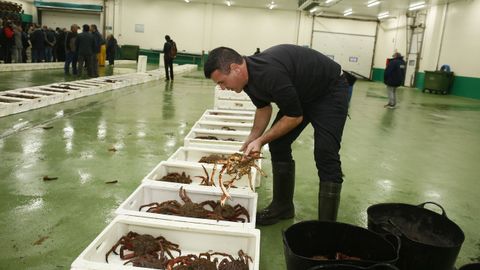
[168,146,263,188]
[213,85,251,101]
[115,182,257,228]
[143,160,257,191]
[200,115,254,125]
[192,120,253,133]
[71,215,260,270]
[214,99,256,111]
[184,128,249,150]
[204,109,255,117]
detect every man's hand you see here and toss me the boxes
[243,138,263,157]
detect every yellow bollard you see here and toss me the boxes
[98,44,107,66]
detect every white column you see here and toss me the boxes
[137,55,147,73]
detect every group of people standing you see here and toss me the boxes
[1,19,118,78]
[63,23,117,77]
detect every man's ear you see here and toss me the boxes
[230,63,241,74]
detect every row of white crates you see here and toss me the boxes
[71,108,261,270]
[213,85,256,111]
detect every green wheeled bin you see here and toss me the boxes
[423,70,454,95]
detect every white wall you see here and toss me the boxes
[434,0,480,77]
[374,0,480,79]
[114,0,301,55]
[373,15,408,69]
[41,10,100,30]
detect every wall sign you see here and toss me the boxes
[349,56,358,62]
[135,24,144,33]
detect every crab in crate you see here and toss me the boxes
[220,152,266,204]
[166,252,219,270]
[203,200,250,223]
[105,231,181,263]
[123,253,169,268]
[139,187,213,219]
[217,249,253,270]
[195,164,217,186]
[158,172,193,184]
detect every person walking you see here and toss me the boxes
[204,45,349,224]
[163,35,176,81]
[383,52,406,109]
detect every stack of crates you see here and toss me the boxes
[71,86,261,270]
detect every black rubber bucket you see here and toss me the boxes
[308,263,399,270]
[282,220,398,270]
[459,263,480,270]
[367,202,465,270]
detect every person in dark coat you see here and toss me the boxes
[30,24,45,62]
[383,52,406,109]
[163,35,175,81]
[43,26,56,62]
[64,24,79,75]
[75,24,95,77]
[21,27,29,63]
[204,45,349,224]
[55,27,66,62]
[106,34,117,65]
[90,24,103,77]
[2,20,14,63]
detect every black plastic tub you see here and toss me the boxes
[459,263,480,270]
[308,264,399,270]
[367,202,465,270]
[283,220,398,270]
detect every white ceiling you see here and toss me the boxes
[183,0,458,18]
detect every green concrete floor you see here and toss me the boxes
[0,70,479,269]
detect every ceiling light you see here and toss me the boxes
[309,6,319,13]
[367,0,381,7]
[184,0,190,3]
[378,11,389,19]
[325,0,335,3]
[409,1,426,11]
[343,8,353,16]
[226,0,231,6]
[268,1,276,9]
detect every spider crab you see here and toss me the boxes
[166,252,219,270]
[139,187,213,219]
[217,151,266,204]
[202,200,250,223]
[105,231,180,263]
[217,249,253,270]
[159,172,193,184]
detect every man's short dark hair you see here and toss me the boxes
[204,47,243,78]
[82,24,90,32]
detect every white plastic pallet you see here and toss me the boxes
[168,146,263,187]
[0,65,198,118]
[184,128,249,150]
[115,182,257,228]
[71,215,260,270]
[143,160,257,191]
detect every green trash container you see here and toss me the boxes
[423,70,454,95]
[120,45,140,61]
